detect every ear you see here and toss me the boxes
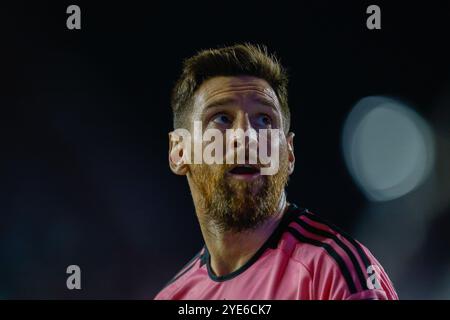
[168,131,189,176]
[286,132,295,175]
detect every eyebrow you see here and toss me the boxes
[204,96,279,112]
[204,97,237,110]
[252,96,279,111]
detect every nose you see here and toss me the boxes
[233,111,252,132]
[228,112,259,163]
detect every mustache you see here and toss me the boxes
[204,162,270,171]
[206,163,271,178]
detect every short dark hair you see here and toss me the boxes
[171,43,290,133]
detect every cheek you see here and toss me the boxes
[276,142,290,167]
[265,132,286,159]
[191,163,224,179]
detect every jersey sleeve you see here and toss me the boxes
[345,243,398,300]
[311,241,398,300]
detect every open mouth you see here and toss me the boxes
[227,165,261,180]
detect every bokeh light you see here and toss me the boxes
[342,96,435,202]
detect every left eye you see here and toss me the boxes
[255,114,272,127]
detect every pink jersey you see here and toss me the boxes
[154,203,398,300]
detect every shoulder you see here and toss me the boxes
[284,204,398,300]
[153,247,206,300]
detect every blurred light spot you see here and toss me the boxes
[342,96,435,201]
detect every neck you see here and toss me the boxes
[197,192,288,277]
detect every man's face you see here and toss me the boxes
[170,76,295,232]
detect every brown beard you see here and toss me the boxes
[189,150,290,233]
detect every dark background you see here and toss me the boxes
[1,1,449,299]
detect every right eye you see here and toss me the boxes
[212,113,232,125]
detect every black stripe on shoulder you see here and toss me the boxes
[160,248,203,290]
[304,211,372,271]
[287,226,358,294]
[293,215,368,290]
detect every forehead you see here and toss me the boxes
[193,76,280,111]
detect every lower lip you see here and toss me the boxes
[227,172,261,181]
